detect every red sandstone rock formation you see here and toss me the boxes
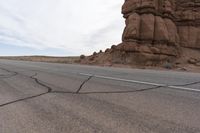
[115,0,181,65]
[82,0,200,68]
[176,0,200,49]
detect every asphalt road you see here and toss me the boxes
[0,59,200,133]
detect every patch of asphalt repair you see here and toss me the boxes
[0,67,200,108]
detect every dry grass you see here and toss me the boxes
[0,56,80,64]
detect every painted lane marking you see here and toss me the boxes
[79,73,200,93]
[167,85,200,92]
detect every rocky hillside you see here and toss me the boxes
[81,0,200,69]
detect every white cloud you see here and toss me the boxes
[0,0,125,55]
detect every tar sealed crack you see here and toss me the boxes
[0,67,18,78]
[0,73,94,107]
[76,76,93,94]
[0,66,200,108]
[0,73,52,108]
[30,73,52,93]
[78,86,162,95]
[172,81,200,87]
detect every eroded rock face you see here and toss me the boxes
[176,0,200,49]
[113,0,200,65]
[117,0,179,65]
[83,0,200,67]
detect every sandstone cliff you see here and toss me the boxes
[81,0,200,69]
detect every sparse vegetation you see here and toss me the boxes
[80,54,85,59]
[93,52,97,56]
[0,56,80,64]
[111,45,116,49]
[163,62,173,69]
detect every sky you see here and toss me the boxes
[0,0,125,56]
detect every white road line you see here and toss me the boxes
[168,85,200,92]
[79,73,200,93]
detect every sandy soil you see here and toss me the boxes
[0,55,199,73]
[0,56,80,64]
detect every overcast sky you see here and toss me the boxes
[0,0,124,56]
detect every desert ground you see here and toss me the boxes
[0,55,199,73]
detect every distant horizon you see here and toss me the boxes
[0,0,124,56]
[0,43,89,57]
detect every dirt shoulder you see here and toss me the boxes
[0,55,200,73]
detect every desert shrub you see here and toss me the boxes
[163,62,173,69]
[93,52,97,56]
[80,55,85,59]
[111,45,116,49]
[105,48,110,53]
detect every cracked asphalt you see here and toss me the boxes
[0,59,200,133]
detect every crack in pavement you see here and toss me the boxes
[76,75,93,94]
[30,73,52,93]
[0,67,18,78]
[0,72,160,107]
[0,72,93,107]
[0,73,52,108]
[0,89,50,108]
[172,81,200,87]
[77,86,162,95]
[0,67,200,108]
[80,73,200,92]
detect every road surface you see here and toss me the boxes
[0,59,200,133]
